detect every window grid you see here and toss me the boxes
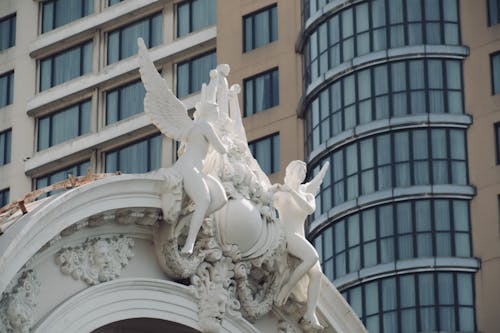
[41,0,94,33]
[248,133,280,175]
[35,160,90,198]
[0,71,14,108]
[40,40,93,91]
[305,58,464,155]
[310,128,467,214]
[107,12,162,65]
[313,199,472,281]
[304,0,461,85]
[243,67,279,116]
[105,79,145,125]
[176,0,216,37]
[342,272,476,333]
[243,4,278,52]
[176,50,216,98]
[488,0,500,26]
[104,134,162,173]
[0,188,9,207]
[0,14,16,51]
[37,99,91,151]
[0,129,12,166]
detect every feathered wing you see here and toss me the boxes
[137,37,192,141]
[303,161,330,195]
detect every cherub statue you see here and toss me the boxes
[273,160,330,329]
[137,38,228,254]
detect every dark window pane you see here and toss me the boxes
[243,5,277,52]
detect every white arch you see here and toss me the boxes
[34,278,259,333]
[0,174,164,294]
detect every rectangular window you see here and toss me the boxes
[244,68,279,116]
[42,0,94,33]
[176,51,216,98]
[108,0,123,6]
[0,129,12,166]
[489,0,500,26]
[0,188,9,207]
[243,4,278,52]
[177,0,216,37]
[0,14,16,51]
[491,52,500,94]
[107,12,162,64]
[106,80,145,124]
[40,40,93,91]
[35,160,90,198]
[37,99,91,151]
[496,123,500,164]
[0,71,14,108]
[248,133,280,175]
[105,134,162,173]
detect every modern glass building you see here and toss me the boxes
[298,0,482,332]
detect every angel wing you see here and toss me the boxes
[137,37,192,141]
[303,161,330,195]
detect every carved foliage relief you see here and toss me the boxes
[0,270,40,333]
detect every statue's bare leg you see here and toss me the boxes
[180,170,211,254]
[303,262,322,327]
[276,233,319,306]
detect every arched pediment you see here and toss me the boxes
[0,174,164,295]
[33,278,258,333]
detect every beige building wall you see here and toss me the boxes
[217,0,303,184]
[461,1,500,332]
[0,1,37,200]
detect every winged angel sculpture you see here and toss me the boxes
[137,38,228,254]
[136,38,353,333]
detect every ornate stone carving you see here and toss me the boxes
[136,40,364,332]
[55,236,134,285]
[0,270,40,333]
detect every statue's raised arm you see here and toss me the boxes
[273,160,330,330]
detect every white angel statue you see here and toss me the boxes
[137,38,228,254]
[273,160,330,329]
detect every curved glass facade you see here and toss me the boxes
[341,272,475,333]
[303,0,460,85]
[301,0,476,331]
[310,128,467,215]
[305,58,464,154]
[313,199,471,281]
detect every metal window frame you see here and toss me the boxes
[103,133,161,173]
[39,39,93,91]
[248,132,280,175]
[106,11,163,65]
[242,3,278,53]
[0,13,16,50]
[37,99,91,151]
[243,67,279,117]
[175,49,216,97]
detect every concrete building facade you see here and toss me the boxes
[0,0,499,332]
